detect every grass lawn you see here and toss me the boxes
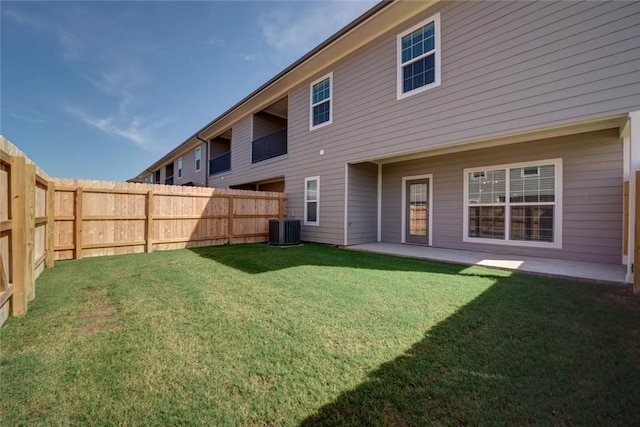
[1,243,640,425]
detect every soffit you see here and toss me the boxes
[352,115,628,165]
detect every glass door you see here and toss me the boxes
[406,178,430,244]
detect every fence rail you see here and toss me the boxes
[0,138,286,325]
[1,137,54,325]
[52,179,286,261]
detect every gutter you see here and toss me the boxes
[133,0,393,180]
[196,134,209,185]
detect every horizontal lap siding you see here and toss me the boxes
[253,113,286,140]
[381,129,623,264]
[206,1,637,247]
[347,163,378,245]
[287,0,639,163]
[174,143,206,187]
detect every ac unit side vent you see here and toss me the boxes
[269,219,301,246]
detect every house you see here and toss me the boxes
[132,0,640,280]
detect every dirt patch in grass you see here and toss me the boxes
[589,285,640,308]
[78,288,116,333]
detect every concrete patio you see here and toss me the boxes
[347,243,627,285]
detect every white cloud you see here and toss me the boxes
[204,36,224,47]
[9,113,47,125]
[66,106,170,152]
[259,1,376,59]
[240,53,262,62]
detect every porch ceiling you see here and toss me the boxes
[352,115,627,166]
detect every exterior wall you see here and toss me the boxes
[347,162,378,245]
[253,112,286,140]
[210,137,231,158]
[184,1,637,248]
[380,129,623,264]
[174,142,207,186]
[275,0,639,248]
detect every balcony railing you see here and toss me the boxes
[165,176,174,185]
[209,151,231,175]
[252,128,287,164]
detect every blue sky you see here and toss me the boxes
[1,0,376,181]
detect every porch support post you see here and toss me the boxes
[344,163,349,246]
[626,111,640,288]
[377,162,382,242]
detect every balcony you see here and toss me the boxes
[209,151,231,175]
[165,176,174,185]
[252,128,287,164]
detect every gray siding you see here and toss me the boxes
[210,137,231,158]
[381,129,623,264]
[306,0,639,162]
[347,162,378,245]
[209,116,290,191]
[276,0,639,248]
[253,112,286,140]
[174,142,206,186]
[199,1,637,250]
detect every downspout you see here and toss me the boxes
[196,134,209,187]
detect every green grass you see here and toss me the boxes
[1,243,640,425]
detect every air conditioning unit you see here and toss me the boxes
[269,219,301,246]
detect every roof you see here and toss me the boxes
[132,0,439,180]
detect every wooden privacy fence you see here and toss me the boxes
[53,178,286,261]
[1,138,55,324]
[1,137,286,325]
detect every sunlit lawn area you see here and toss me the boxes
[1,243,639,425]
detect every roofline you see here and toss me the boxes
[134,0,394,179]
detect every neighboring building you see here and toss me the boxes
[132,1,640,278]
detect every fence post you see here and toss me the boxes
[279,194,286,219]
[45,181,55,268]
[24,164,36,301]
[635,171,640,294]
[228,195,234,244]
[75,187,83,259]
[146,190,154,253]
[10,155,27,316]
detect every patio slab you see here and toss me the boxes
[347,243,627,285]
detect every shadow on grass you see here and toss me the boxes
[187,243,640,424]
[301,279,640,425]
[188,243,503,278]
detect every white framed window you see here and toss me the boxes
[310,72,332,130]
[177,158,183,178]
[463,159,562,248]
[195,147,201,171]
[304,176,320,226]
[397,13,441,99]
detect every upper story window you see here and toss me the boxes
[195,147,201,171]
[397,13,441,99]
[177,158,183,178]
[310,72,332,130]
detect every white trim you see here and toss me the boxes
[309,72,333,130]
[623,121,630,265]
[462,158,563,249]
[627,111,640,283]
[195,147,202,172]
[344,164,349,246]
[177,157,183,179]
[377,162,382,242]
[304,176,320,227]
[396,13,441,100]
[401,174,433,246]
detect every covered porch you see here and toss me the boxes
[347,243,626,285]
[343,113,639,288]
